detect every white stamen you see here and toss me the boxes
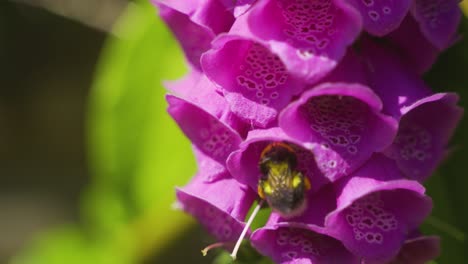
[230,200,264,260]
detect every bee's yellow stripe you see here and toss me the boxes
[292,174,302,188]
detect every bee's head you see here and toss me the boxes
[259,142,297,173]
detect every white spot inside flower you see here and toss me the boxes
[364,232,383,244]
[279,229,290,239]
[302,246,313,253]
[281,0,337,54]
[199,118,235,159]
[368,10,380,21]
[235,43,289,107]
[283,251,298,259]
[354,228,364,240]
[303,96,366,141]
[277,237,288,245]
[347,145,357,154]
[298,49,314,59]
[301,240,312,247]
[345,193,398,245]
[328,160,337,168]
[317,39,330,50]
[275,228,328,259]
[382,6,391,14]
[362,0,374,7]
[393,124,432,167]
[414,0,453,29]
[289,235,302,246]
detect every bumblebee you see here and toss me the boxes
[257,142,311,218]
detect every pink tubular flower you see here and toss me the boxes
[324,155,432,263]
[176,149,257,244]
[153,0,464,263]
[227,0,362,83]
[202,37,305,127]
[360,38,463,181]
[154,0,234,69]
[279,83,397,181]
[387,235,440,264]
[251,224,361,264]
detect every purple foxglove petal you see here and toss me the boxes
[176,153,256,242]
[193,147,227,182]
[166,73,251,136]
[229,0,361,83]
[223,92,278,128]
[218,0,256,17]
[386,15,439,74]
[279,83,397,182]
[321,48,368,85]
[325,154,432,263]
[154,0,234,34]
[164,68,202,96]
[388,235,440,264]
[227,127,330,193]
[218,109,253,138]
[251,225,360,264]
[411,0,461,50]
[166,72,226,117]
[384,93,463,181]
[155,0,234,69]
[347,0,411,36]
[202,37,305,127]
[156,5,213,70]
[361,37,432,118]
[362,40,463,181]
[167,95,242,164]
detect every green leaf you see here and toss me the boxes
[14,2,196,264]
[10,226,133,264]
[85,0,196,260]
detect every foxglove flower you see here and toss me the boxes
[153,0,463,263]
[278,83,397,181]
[388,234,440,264]
[167,94,242,163]
[360,39,463,181]
[323,155,432,262]
[176,148,257,245]
[410,0,461,50]
[385,15,440,74]
[251,224,361,263]
[155,0,234,69]
[227,0,362,83]
[202,37,305,127]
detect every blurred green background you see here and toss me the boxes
[0,1,467,263]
